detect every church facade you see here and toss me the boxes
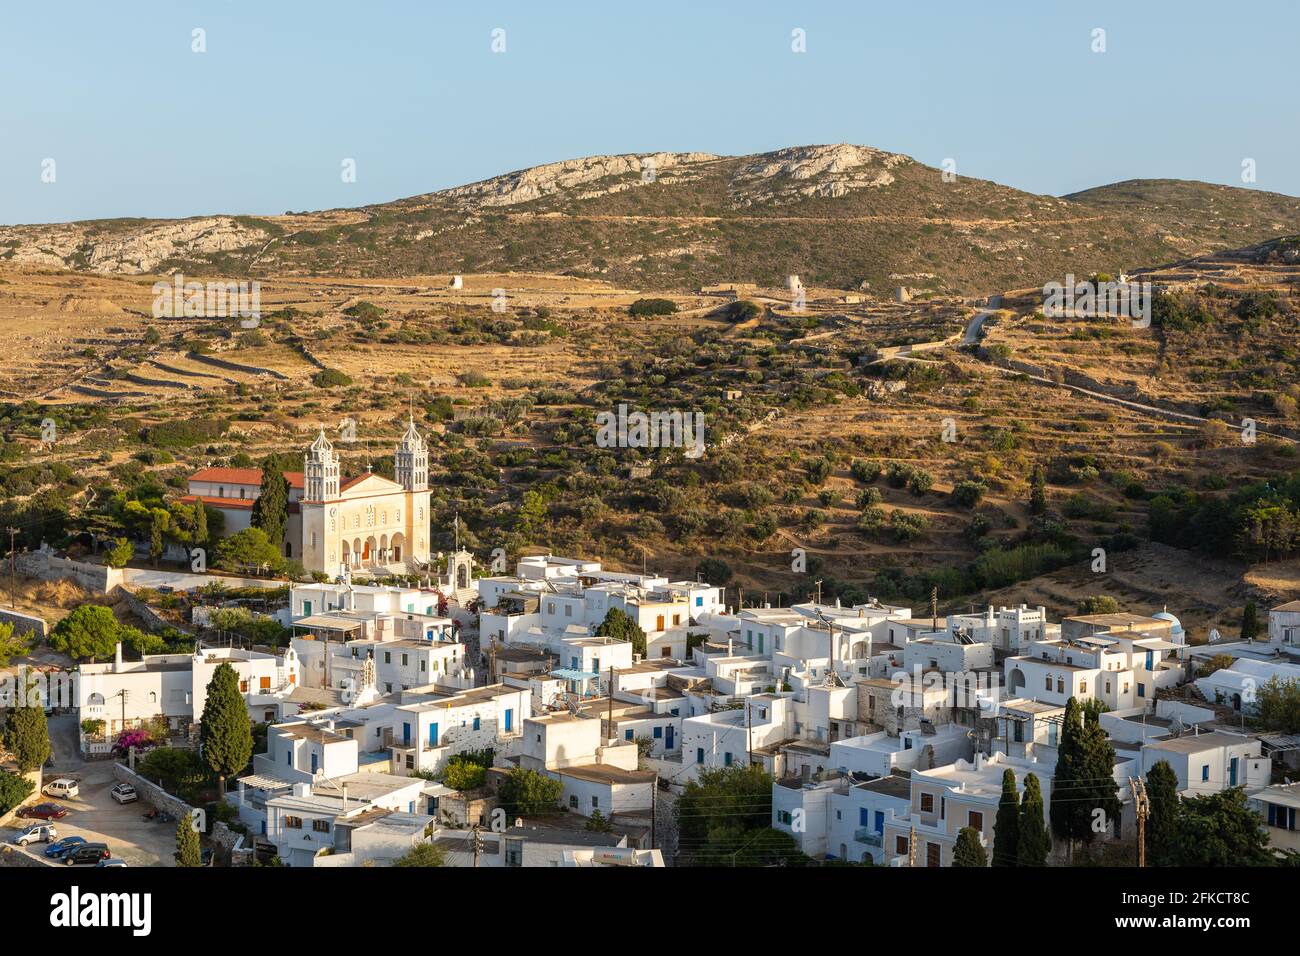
[184,417,432,577]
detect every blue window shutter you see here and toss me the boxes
[625,729,634,741]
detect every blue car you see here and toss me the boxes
[44,836,87,859]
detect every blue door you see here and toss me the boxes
[429,722,439,747]
[310,752,318,774]
[1230,757,1238,786]
[504,708,513,732]
[665,726,675,750]
[303,600,312,616]
[874,810,885,834]
[402,722,411,745]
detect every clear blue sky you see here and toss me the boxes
[2,0,1297,225]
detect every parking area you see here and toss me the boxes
[1,715,176,866]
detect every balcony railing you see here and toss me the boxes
[854,828,883,847]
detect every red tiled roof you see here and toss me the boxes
[189,467,305,489]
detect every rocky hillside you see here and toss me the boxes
[5,144,1300,296]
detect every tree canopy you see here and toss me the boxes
[952,826,987,867]
[594,607,647,658]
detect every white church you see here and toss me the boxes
[184,417,432,576]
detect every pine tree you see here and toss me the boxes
[4,677,52,772]
[176,816,202,867]
[1145,760,1179,866]
[952,826,987,867]
[1017,772,1050,865]
[251,456,290,551]
[200,662,253,796]
[991,767,1020,866]
[1241,601,1260,641]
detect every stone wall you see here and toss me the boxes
[110,585,191,635]
[113,762,194,821]
[0,609,47,642]
[211,821,252,866]
[15,550,125,594]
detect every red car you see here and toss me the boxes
[17,803,70,821]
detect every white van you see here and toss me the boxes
[43,778,79,800]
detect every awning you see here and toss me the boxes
[294,615,364,631]
[552,668,599,681]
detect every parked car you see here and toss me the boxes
[13,824,57,846]
[42,778,79,800]
[44,836,87,859]
[63,843,110,866]
[17,802,69,821]
[96,858,128,867]
[109,783,139,804]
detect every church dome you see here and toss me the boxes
[1152,608,1184,635]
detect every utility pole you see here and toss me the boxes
[1130,776,1150,867]
[6,527,17,609]
[650,777,657,850]
[813,579,823,606]
[606,664,614,733]
[931,586,938,631]
[745,699,753,766]
[472,824,482,868]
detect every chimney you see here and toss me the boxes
[114,642,123,670]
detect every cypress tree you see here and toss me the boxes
[1079,712,1121,845]
[991,767,1020,866]
[1050,697,1085,850]
[149,512,165,567]
[1051,697,1120,858]
[4,677,52,772]
[1029,463,1048,516]
[1241,601,1260,641]
[1017,772,1050,865]
[193,499,209,548]
[176,816,202,867]
[251,456,290,552]
[952,826,987,867]
[200,662,253,796]
[1145,760,1179,866]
